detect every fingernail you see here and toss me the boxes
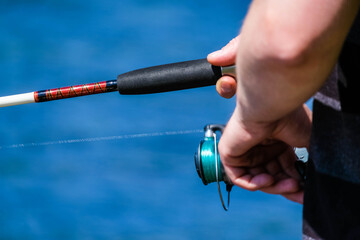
[208,50,221,58]
[221,82,233,94]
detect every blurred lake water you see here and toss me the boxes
[0,1,303,239]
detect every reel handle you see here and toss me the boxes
[117,59,233,94]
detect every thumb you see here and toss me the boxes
[219,109,266,167]
[207,36,240,66]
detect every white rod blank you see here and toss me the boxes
[0,92,35,108]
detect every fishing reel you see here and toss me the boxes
[195,124,233,211]
[195,124,309,211]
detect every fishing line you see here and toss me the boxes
[0,129,203,150]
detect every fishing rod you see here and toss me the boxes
[0,59,236,108]
[1,56,309,210]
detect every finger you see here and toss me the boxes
[264,145,299,179]
[233,172,275,191]
[282,191,304,204]
[260,178,300,195]
[222,141,288,168]
[265,160,281,176]
[207,36,240,66]
[216,76,237,98]
[243,142,289,167]
[223,165,246,182]
[219,114,256,168]
[223,165,274,191]
[278,148,302,180]
[248,167,266,175]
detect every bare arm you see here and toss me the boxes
[237,0,360,122]
[215,0,360,203]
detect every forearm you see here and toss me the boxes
[236,0,360,123]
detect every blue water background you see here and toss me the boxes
[0,1,305,239]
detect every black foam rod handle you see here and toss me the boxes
[117,59,222,94]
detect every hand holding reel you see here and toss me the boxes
[195,124,308,211]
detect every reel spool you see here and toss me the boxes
[194,124,233,211]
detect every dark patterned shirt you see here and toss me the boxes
[303,11,360,240]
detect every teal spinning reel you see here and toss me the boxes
[195,124,308,211]
[194,124,233,211]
